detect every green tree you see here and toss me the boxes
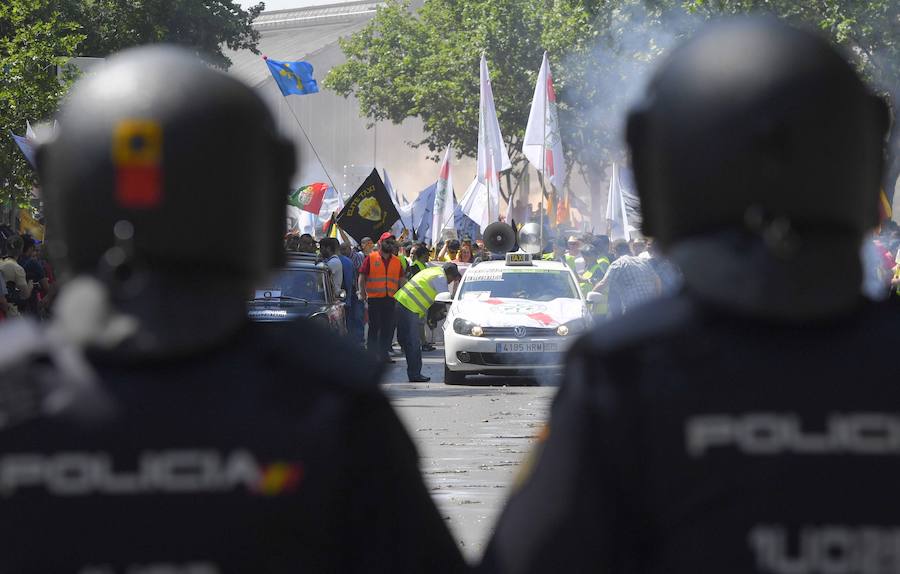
[1,0,266,206]
[325,0,593,179]
[327,0,899,219]
[63,0,265,69]
[0,0,84,208]
[325,0,696,216]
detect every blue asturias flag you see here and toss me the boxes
[265,57,319,96]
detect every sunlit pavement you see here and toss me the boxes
[382,344,558,561]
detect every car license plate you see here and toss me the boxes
[495,342,558,353]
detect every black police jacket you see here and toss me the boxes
[0,319,466,574]
[482,293,900,574]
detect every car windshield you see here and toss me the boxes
[458,268,579,301]
[253,268,327,303]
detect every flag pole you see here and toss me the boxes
[538,175,545,252]
[505,170,514,222]
[282,100,339,195]
[484,150,492,225]
[324,211,336,239]
[337,224,351,245]
[539,52,549,251]
[264,56,339,198]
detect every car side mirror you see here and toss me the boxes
[586,292,603,304]
[435,291,453,304]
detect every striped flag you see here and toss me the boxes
[431,146,456,243]
[523,52,565,189]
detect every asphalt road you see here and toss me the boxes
[381,344,559,562]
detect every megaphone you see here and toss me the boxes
[517,222,542,256]
[483,222,517,254]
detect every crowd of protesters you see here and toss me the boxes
[3,217,893,335]
[0,230,55,321]
[282,219,900,368]
[282,219,900,369]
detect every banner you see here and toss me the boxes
[335,169,401,243]
[19,209,44,241]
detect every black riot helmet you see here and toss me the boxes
[626,18,890,249]
[38,46,295,286]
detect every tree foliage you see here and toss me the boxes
[0,0,84,208]
[0,0,265,205]
[326,0,594,170]
[62,0,265,69]
[326,0,899,196]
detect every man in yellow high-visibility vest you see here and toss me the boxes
[394,262,462,382]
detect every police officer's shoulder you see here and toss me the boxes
[0,319,117,431]
[253,318,383,392]
[0,319,52,428]
[573,293,698,359]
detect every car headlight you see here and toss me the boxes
[453,318,483,336]
[557,319,587,336]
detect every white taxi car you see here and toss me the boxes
[438,252,602,384]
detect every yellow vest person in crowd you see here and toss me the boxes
[579,246,610,316]
[394,263,462,382]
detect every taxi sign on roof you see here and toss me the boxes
[505,252,532,266]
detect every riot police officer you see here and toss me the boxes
[0,46,466,573]
[482,19,896,574]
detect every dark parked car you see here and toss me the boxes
[248,252,347,334]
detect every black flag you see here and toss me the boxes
[335,169,400,243]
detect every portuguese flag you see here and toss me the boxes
[288,182,328,215]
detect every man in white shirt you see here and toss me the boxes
[0,235,32,303]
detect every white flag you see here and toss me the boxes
[476,54,511,223]
[383,168,407,234]
[523,52,565,190]
[459,177,491,234]
[383,169,403,212]
[431,146,456,243]
[606,163,630,241]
